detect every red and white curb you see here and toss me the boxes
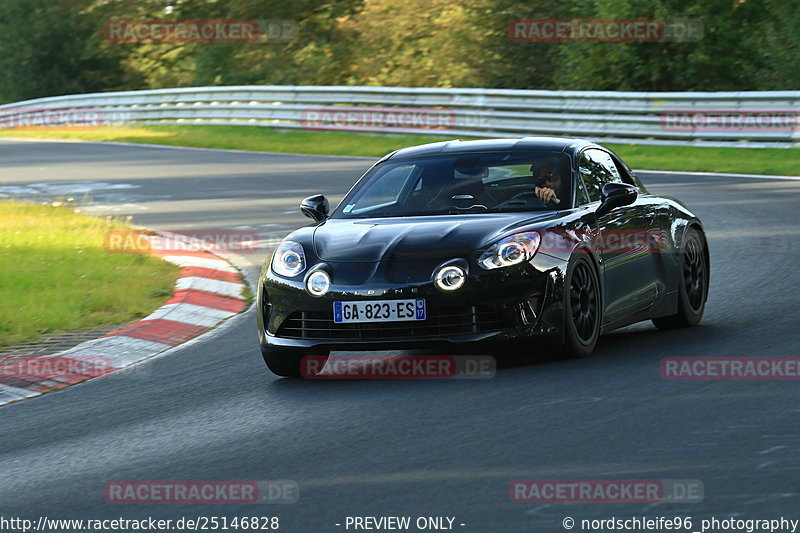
[0,243,249,406]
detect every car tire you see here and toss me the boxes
[560,254,601,358]
[262,347,329,378]
[653,228,708,330]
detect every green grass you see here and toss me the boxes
[2,125,799,175]
[0,125,440,158]
[0,201,180,346]
[603,143,800,176]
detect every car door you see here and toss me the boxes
[578,148,661,323]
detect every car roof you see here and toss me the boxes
[386,136,597,161]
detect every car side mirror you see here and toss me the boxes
[300,194,329,222]
[596,182,638,217]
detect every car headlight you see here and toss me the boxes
[306,270,331,297]
[271,240,306,277]
[434,265,466,291]
[478,232,540,270]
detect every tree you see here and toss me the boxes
[0,0,138,103]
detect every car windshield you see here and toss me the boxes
[333,151,572,218]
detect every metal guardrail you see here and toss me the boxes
[1,86,798,148]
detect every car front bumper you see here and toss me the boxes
[257,252,568,354]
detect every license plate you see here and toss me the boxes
[333,299,426,324]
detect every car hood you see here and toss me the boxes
[313,212,563,263]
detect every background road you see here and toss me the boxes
[1,139,799,531]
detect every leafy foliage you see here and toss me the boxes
[0,0,797,103]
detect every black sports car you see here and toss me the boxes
[257,137,709,376]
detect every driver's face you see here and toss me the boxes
[543,172,561,188]
[533,166,562,188]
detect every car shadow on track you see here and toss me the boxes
[265,322,718,388]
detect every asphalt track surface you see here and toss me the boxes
[1,139,799,531]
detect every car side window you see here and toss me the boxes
[578,149,623,202]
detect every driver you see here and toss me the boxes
[530,159,562,204]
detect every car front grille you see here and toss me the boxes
[276,305,507,340]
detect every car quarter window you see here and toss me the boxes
[575,176,591,205]
[578,148,624,203]
[608,153,635,184]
